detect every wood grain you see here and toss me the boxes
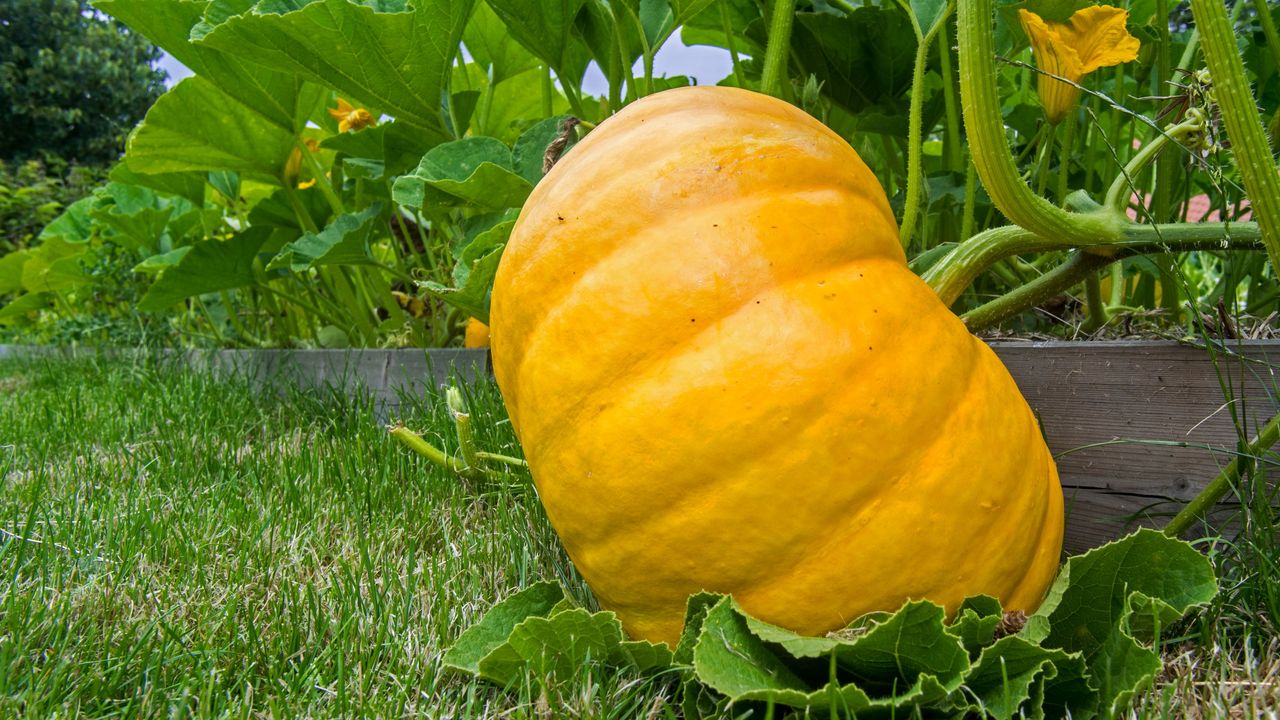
[990,340,1280,553]
[4,341,1275,553]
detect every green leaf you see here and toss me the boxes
[89,183,188,253]
[486,0,590,82]
[319,121,436,177]
[454,216,515,286]
[463,0,540,84]
[791,7,918,116]
[38,196,97,245]
[422,241,504,323]
[267,204,385,272]
[198,0,474,137]
[0,251,33,295]
[0,292,51,325]
[444,581,671,687]
[963,636,1092,720]
[1031,529,1218,715]
[21,238,89,293]
[138,229,270,311]
[908,0,950,38]
[126,77,298,183]
[108,164,209,207]
[477,608,626,683]
[393,137,534,210]
[693,597,854,708]
[511,115,578,184]
[946,594,1004,656]
[93,0,315,131]
[133,247,193,275]
[444,582,568,675]
[673,592,722,665]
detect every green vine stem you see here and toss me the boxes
[1082,272,1107,331]
[388,424,489,483]
[1164,411,1280,538]
[925,220,1264,306]
[961,251,1113,329]
[956,0,1127,244]
[1191,0,1280,276]
[1251,0,1280,78]
[900,2,956,248]
[760,0,797,98]
[446,387,480,470]
[1103,117,1203,212]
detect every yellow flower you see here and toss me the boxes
[1018,5,1140,124]
[283,138,323,188]
[296,179,317,190]
[328,97,376,133]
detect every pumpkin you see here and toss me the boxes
[464,318,490,349]
[489,86,1063,648]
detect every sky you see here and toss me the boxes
[155,35,735,95]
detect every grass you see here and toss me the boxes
[0,355,1276,718]
[0,356,676,718]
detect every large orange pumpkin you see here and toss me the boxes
[489,86,1063,647]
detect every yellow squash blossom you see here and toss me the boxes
[1018,5,1140,124]
[284,138,322,189]
[328,97,376,133]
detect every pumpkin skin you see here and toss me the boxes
[464,318,490,349]
[489,86,1063,648]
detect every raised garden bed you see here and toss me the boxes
[3,339,1273,554]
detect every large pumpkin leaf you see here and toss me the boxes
[197,0,474,137]
[0,251,33,295]
[38,196,97,246]
[463,0,540,84]
[443,581,672,687]
[108,164,209,207]
[21,238,89,293]
[139,228,270,310]
[393,136,533,211]
[421,242,503,323]
[1027,528,1218,716]
[93,0,315,131]
[126,77,298,183]
[444,531,1216,718]
[791,7,918,116]
[266,204,385,271]
[0,292,52,325]
[485,0,590,83]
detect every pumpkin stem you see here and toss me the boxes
[759,0,797,99]
[1164,411,1280,538]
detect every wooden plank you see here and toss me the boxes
[3,341,1273,552]
[990,340,1280,553]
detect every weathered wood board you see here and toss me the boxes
[4,341,1275,553]
[990,340,1280,553]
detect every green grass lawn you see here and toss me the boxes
[0,357,1276,718]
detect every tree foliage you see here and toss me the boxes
[0,0,166,165]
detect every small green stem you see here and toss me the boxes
[1103,119,1201,212]
[446,387,480,471]
[1164,411,1280,537]
[938,20,964,174]
[760,0,798,98]
[388,425,487,483]
[962,251,1115,329]
[296,139,344,216]
[1252,0,1280,78]
[1082,271,1108,331]
[960,157,977,241]
[719,0,748,89]
[1055,113,1077,206]
[900,2,955,248]
[956,0,1127,244]
[1192,0,1280,278]
[475,451,529,468]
